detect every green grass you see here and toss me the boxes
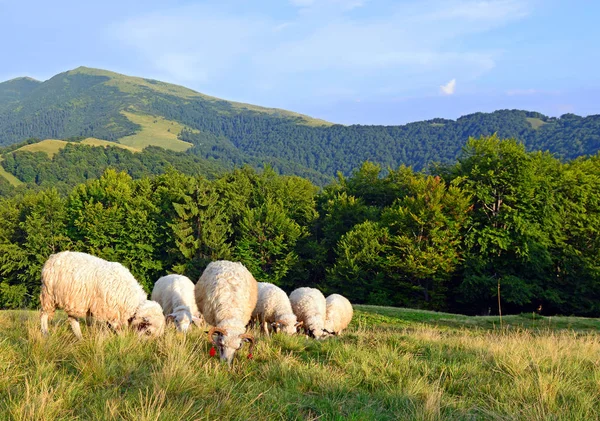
[526,117,548,130]
[17,139,71,158]
[118,112,194,152]
[69,67,333,128]
[0,307,598,420]
[13,138,140,158]
[0,157,22,186]
[80,138,140,152]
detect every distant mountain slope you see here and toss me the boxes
[0,67,600,188]
[0,77,41,109]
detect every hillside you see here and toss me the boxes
[1,67,600,190]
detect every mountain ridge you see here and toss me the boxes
[1,66,600,192]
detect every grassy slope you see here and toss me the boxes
[0,157,22,186]
[0,138,141,185]
[1,307,598,420]
[14,138,141,157]
[69,67,333,127]
[526,117,548,130]
[118,112,193,152]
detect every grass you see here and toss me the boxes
[0,306,598,420]
[69,66,333,128]
[12,138,140,158]
[0,157,23,186]
[118,111,194,152]
[17,139,71,158]
[80,138,140,153]
[526,118,548,130]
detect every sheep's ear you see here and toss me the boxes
[166,314,176,323]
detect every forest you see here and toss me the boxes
[2,69,600,183]
[1,135,599,317]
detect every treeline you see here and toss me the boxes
[1,135,600,317]
[3,69,600,180]
[0,142,228,195]
[148,103,600,175]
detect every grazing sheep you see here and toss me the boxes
[252,282,302,336]
[40,251,165,339]
[195,260,257,365]
[324,294,353,335]
[289,287,327,339]
[151,274,203,332]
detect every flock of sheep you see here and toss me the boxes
[39,251,353,365]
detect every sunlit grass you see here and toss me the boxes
[0,307,598,420]
[119,112,194,152]
[0,157,22,186]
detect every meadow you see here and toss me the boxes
[118,112,194,152]
[0,306,598,420]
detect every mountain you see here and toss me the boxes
[0,77,41,109]
[1,66,600,191]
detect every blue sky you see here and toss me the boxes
[1,0,599,125]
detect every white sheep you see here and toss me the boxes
[324,294,353,335]
[289,287,328,339]
[195,260,257,365]
[40,251,165,339]
[151,274,203,332]
[252,282,301,336]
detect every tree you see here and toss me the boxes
[448,136,558,314]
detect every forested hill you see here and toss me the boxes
[1,67,600,187]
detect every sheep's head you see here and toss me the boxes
[271,316,303,335]
[306,326,332,340]
[131,301,165,337]
[208,327,254,366]
[166,312,193,333]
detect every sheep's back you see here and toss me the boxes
[289,287,326,327]
[41,251,146,323]
[152,274,198,315]
[255,283,294,321]
[195,261,258,327]
[325,294,353,332]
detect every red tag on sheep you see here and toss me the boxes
[247,353,253,360]
[209,347,216,357]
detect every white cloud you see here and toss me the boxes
[440,79,457,95]
[110,1,531,102]
[273,22,293,32]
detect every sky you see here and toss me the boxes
[1,0,599,125]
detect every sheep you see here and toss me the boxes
[289,287,328,339]
[151,274,203,332]
[40,251,165,339]
[324,294,353,335]
[195,260,257,365]
[252,282,302,336]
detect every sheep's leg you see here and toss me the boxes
[68,316,83,339]
[262,321,270,336]
[86,311,94,326]
[40,302,55,336]
[40,310,53,336]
